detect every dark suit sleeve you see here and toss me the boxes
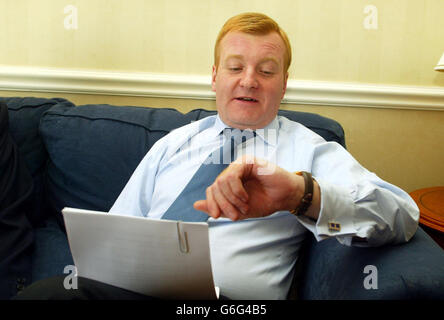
[0,101,34,299]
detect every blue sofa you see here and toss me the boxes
[3,96,444,299]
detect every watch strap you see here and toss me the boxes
[290,171,314,216]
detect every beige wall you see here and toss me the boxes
[2,0,444,86]
[1,0,443,193]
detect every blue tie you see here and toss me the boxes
[161,128,255,222]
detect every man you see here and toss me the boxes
[16,12,419,300]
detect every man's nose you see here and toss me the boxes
[239,69,258,89]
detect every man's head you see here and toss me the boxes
[212,12,292,129]
[214,13,292,74]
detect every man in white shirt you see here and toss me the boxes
[16,12,419,300]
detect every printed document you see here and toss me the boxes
[62,207,219,299]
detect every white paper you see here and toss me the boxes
[62,207,218,299]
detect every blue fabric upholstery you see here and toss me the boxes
[32,217,74,283]
[40,104,194,215]
[299,227,444,299]
[1,97,71,177]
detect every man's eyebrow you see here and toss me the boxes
[224,54,244,62]
[258,57,280,67]
[224,55,280,66]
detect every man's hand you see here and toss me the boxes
[193,156,320,221]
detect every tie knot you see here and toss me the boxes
[223,128,256,144]
[218,128,256,164]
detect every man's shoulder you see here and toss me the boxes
[278,115,325,141]
[152,115,217,152]
[166,114,216,138]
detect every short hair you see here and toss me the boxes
[214,12,292,73]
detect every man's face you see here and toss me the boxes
[212,31,288,130]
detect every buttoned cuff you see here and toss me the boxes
[296,178,358,243]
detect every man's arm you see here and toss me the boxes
[194,155,321,221]
[195,153,419,246]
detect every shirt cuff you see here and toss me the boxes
[296,178,358,243]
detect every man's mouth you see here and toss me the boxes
[235,97,259,102]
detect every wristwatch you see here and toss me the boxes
[290,171,314,216]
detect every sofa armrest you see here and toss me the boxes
[298,226,444,299]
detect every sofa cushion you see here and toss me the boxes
[32,216,74,282]
[40,104,196,215]
[2,97,73,176]
[1,97,74,225]
[298,226,444,299]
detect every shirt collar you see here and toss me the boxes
[213,114,279,147]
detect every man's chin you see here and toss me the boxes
[224,117,263,130]
[218,106,271,129]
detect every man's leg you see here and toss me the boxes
[14,276,157,300]
[0,101,34,299]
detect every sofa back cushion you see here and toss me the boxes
[40,103,346,216]
[40,104,196,214]
[2,97,72,176]
[2,97,74,224]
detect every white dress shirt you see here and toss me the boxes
[109,114,419,299]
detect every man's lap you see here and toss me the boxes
[14,275,155,300]
[15,218,155,300]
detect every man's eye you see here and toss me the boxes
[229,67,242,72]
[261,70,274,75]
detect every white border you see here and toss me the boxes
[1,66,443,111]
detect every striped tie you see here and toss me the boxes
[161,128,255,222]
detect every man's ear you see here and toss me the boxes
[211,65,217,92]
